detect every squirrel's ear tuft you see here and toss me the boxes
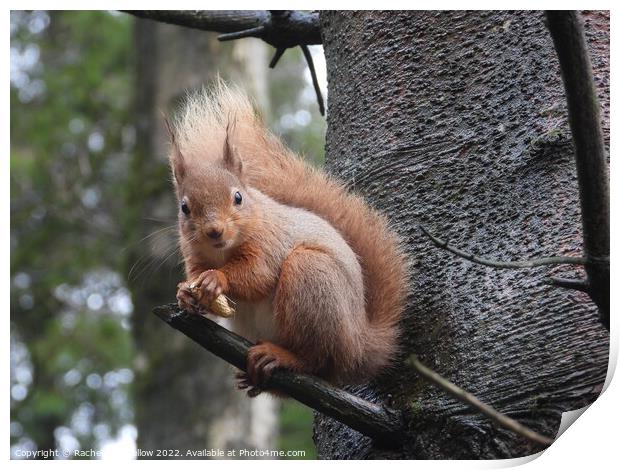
[223,119,243,177]
[163,114,186,184]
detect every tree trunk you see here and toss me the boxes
[127,19,277,457]
[315,10,609,459]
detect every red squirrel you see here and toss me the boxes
[167,84,408,395]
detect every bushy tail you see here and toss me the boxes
[175,83,410,373]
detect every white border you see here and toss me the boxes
[5,4,617,468]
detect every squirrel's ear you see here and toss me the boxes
[170,146,186,184]
[163,114,186,184]
[223,122,243,177]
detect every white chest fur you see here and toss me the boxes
[227,298,277,343]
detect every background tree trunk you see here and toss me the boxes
[126,19,277,457]
[315,10,609,459]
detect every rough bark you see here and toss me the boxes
[127,19,277,457]
[315,10,609,459]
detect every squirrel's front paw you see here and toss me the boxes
[191,269,229,308]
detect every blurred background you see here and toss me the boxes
[10,10,326,459]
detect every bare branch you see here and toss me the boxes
[546,11,610,329]
[124,10,321,48]
[153,304,404,446]
[420,225,588,269]
[407,356,554,448]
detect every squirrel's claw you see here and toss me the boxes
[249,353,277,385]
[247,387,263,398]
[235,371,263,397]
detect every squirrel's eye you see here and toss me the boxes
[181,200,190,215]
[234,191,243,205]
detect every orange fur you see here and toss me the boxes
[169,83,409,392]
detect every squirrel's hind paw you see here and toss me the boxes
[246,342,305,388]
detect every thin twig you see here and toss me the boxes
[547,277,590,293]
[218,25,266,42]
[301,44,325,116]
[153,304,404,446]
[407,356,554,447]
[269,47,287,68]
[420,225,589,269]
[546,11,610,329]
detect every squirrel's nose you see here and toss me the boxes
[207,228,223,240]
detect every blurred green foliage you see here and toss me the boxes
[11,10,324,459]
[11,11,136,457]
[279,402,317,459]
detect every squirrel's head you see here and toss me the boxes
[165,117,253,254]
